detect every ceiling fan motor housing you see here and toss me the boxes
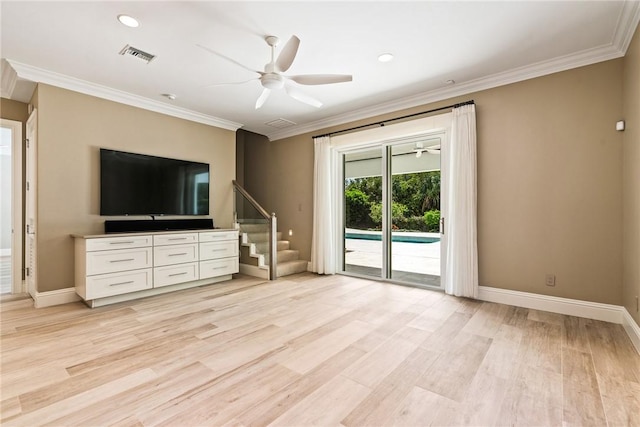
[261,73,285,89]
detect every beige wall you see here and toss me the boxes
[247,58,626,305]
[623,25,640,325]
[34,84,236,292]
[1,97,29,124]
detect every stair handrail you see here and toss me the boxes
[232,180,277,280]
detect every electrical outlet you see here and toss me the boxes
[545,274,556,287]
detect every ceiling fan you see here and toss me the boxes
[413,141,441,158]
[197,35,352,109]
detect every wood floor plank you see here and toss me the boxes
[237,346,367,427]
[562,348,607,426]
[388,386,460,427]
[267,375,371,427]
[417,331,493,402]
[4,369,157,426]
[596,373,640,426]
[587,320,640,383]
[342,329,421,389]
[341,346,440,427]
[495,365,563,426]
[280,320,374,374]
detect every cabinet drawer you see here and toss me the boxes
[86,235,152,252]
[154,243,198,267]
[200,257,239,279]
[153,233,198,246]
[199,230,238,243]
[85,269,152,300]
[154,262,198,288]
[86,247,152,276]
[199,241,238,261]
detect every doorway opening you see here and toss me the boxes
[1,119,24,295]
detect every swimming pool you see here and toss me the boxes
[345,232,440,244]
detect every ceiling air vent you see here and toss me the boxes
[119,45,156,64]
[265,118,297,129]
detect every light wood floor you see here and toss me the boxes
[1,273,639,426]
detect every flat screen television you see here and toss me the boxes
[100,148,210,216]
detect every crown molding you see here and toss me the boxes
[265,42,625,141]
[613,0,640,53]
[0,59,18,99]
[6,60,243,132]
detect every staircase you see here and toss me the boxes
[238,223,308,279]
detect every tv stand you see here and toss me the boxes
[73,228,238,307]
[104,218,214,233]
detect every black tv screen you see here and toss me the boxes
[100,149,210,216]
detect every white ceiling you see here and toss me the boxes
[1,1,639,140]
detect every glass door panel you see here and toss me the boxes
[390,139,442,286]
[343,148,383,278]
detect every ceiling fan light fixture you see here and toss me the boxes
[261,73,285,90]
[378,53,394,63]
[117,14,139,28]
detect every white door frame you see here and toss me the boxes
[335,129,449,290]
[1,118,24,294]
[25,109,37,298]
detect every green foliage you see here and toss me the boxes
[344,171,440,231]
[369,202,407,227]
[423,210,441,232]
[345,188,371,228]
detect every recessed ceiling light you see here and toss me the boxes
[378,53,394,63]
[162,93,177,100]
[117,14,139,28]
[445,79,456,85]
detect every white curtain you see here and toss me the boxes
[311,136,336,274]
[444,104,478,298]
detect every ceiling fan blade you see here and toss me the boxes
[255,88,271,109]
[284,83,322,108]
[288,74,353,85]
[275,35,300,73]
[196,44,262,75]
[203,78,258,88]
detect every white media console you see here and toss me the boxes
[73,228,239,307]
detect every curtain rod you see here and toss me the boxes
[312,100,475,139]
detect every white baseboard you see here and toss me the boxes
[33,287,81,308]
[622,309,640,355]
[478,286,624,323]
[478,286,640,355]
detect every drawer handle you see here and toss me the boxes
[168,252,188,257]
[109,241,135,245]
[110,258,135,263]
[109,280,135,286]
[212,265,229,270]
[210,248,227,252]
[168,237,188,241]
[169,272,188,277]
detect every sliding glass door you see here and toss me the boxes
[343,148,383,277]
[341,134,444,289]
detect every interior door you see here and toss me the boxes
[25,109,37,297]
